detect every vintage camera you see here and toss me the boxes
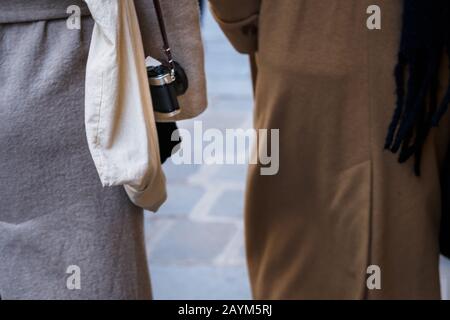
[147,61,188,121]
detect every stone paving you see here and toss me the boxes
[441,257,450,300]
[144,8,253,300]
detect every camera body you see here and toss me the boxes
[147,62,188,121]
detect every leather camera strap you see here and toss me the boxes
[153,0,175,74]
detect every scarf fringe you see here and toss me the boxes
[385,0,450,176]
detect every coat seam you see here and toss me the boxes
[364,15,375,300]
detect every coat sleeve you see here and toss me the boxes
[209,0,261,54]
[132,0,207,121]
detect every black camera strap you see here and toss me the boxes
[153,0,176,78]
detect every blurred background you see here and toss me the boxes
[144,4,254,300]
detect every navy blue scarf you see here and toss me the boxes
[385,0,450,175]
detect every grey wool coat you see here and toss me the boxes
[211,0,450,299]
[0,0,205,299]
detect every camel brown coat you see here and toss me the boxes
[211,0,450,299]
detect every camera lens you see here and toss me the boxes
[147,65,169,77]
